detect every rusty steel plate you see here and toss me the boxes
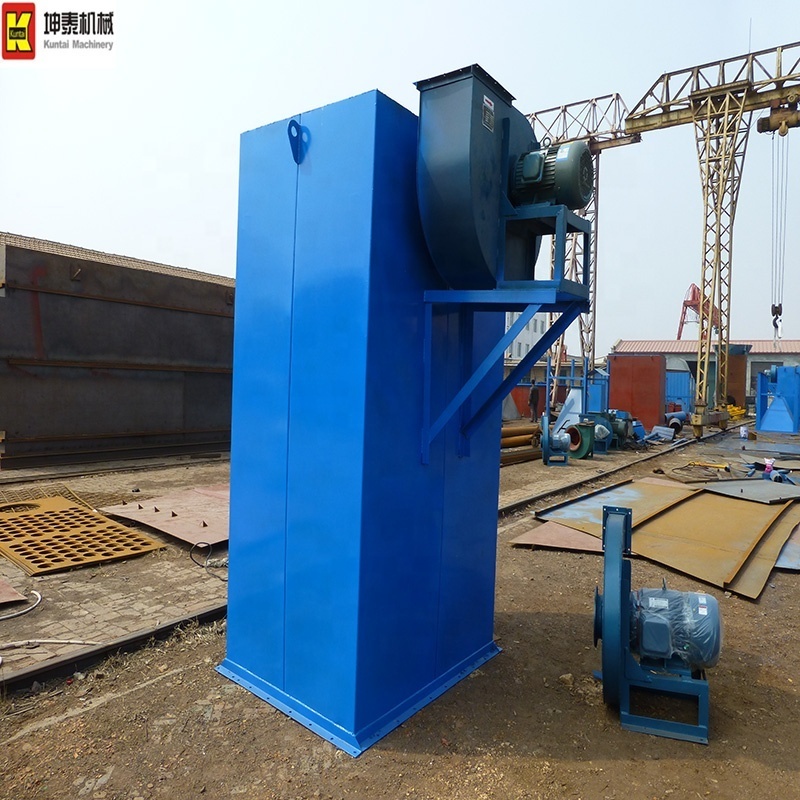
[632,495,791,588]
[101,484,229,546]
[511,521,603,553]
[725,505,800,598]
[702,479,800,504]
[776,525,800,570]
[635,477,691,488]
[0,577,26,605]
[538,480,698,536]
[0,496,164,575]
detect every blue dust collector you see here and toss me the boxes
[220,64,594,756]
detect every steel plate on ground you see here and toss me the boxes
[0,497,164,575]
[776,525,800,570]
[0,577,26,605]
[632,495,791,588]
[701,479,800,504]
[634,476,691,488]
[511,521,603,553]
[101,484,229,546]
[725,505,800,598]
[537,479,697,536]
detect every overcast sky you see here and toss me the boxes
[1,1,798,357]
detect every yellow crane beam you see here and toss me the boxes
[626,42,800,134]
[624,42,800,437]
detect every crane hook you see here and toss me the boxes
[772,303,783,341]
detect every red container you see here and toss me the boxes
[608,355,666,432]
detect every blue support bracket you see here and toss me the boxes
[619,655,711,745]
[501,204,591,287]
[420,198,591,464]
[462,303,584,439]
[420,293,586,463]
[421,300,538,464]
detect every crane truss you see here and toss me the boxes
[626,42,800,434]
[693,93,750,422]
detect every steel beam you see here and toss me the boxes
[626,41,800,134]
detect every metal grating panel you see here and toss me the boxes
[0,485,93,510]
[0,497,164,575]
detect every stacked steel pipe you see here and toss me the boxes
[500,423,541,449]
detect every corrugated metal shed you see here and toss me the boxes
[0,232,235,287]
[0,233,233,466]
[611,339,800,355]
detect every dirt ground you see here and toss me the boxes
[1,432,799,800]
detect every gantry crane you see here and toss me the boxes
[626,41,800,437]
[527,95,640,402]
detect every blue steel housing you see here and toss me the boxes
[220,70,592,755]
[756,365,800,433]
[220,92,504,756]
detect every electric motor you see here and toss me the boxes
[609,411,633,443]
[512,142,594,209]
[541,414,572,466]
[593,506,721,743]
[630,586,722,670]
